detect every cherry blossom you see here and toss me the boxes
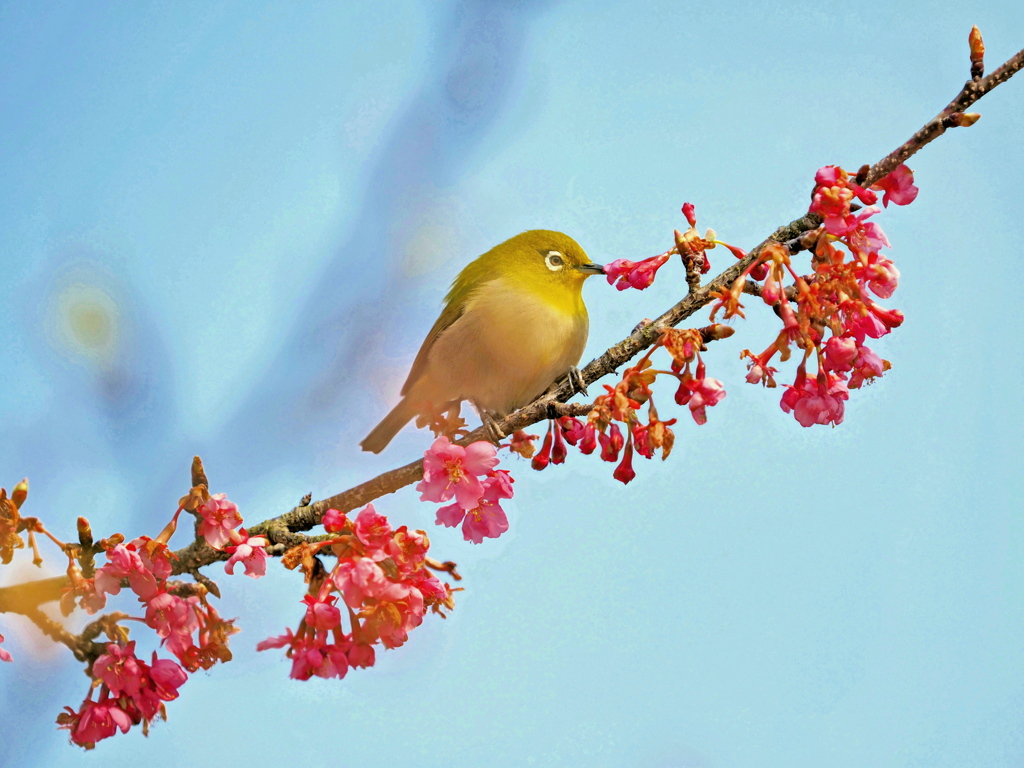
[94,543,158,601]
[604,252,671,291]
[872,164,919,207]
[416,436,498,509]
[196,493,243,550]
[224,530,269,578]
[435,472,513,544]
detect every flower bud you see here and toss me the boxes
[578,423,598,455]
[550,421,568,465]
[11,479,27,510]
[944,111,981,128]
[682,202,697,227]
[77,516,94,547]
[969,25,985,79]
[531,424,554,470]
[612,439,636,485]
[705,324,735,341]
[322,508,349,533]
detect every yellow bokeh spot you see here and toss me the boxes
[48,280,120,364]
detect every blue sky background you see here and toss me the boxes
[1,1,1023,766]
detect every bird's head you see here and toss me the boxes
[484,230,604,298]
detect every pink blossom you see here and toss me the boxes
[604,253,671,291]
[416,436,498,509]
[598,423,625,462]
[145,592,198,639]
[824,334,859,373]
[93,642,144,698]
[129,536,174,581]
[632,422,653,460]
[315,643,350,680]
[0,633,11,662]
[256,628,296,652]
[855,253,900,299]
[843,299,904,343]
[411,570,448,602]
[814,165,844,186]
[197,493,243,550]
[687,378,726,425]
[148,653,188,701]
[435,475,511,544]
[286,637,350,681]
[385,526,431,574]
[361,584,426,649]
[488,469,515,499]
[354,504,392,551]
[302,594,342,631]
[288,639,319,680]
[322,508,348,533]
[810,184,855,236]
[145,592,199,663]
[781,370,849,427]
[847,218,890,258]
[844,308,888,341]
[849,344,887,388]
[347,642,376,669]
[95,544,158,601]
[676,372,726,425]
[69,701,133,747]
[872,164,919,207]
[333,557,389,607]
[224,531,269,578]
[849,182,878,206]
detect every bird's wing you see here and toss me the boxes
[401,254,495,397]
[400,298,465,397]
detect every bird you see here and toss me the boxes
[360,230,604,453]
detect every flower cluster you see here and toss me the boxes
[54,486,253,747]
[197,493,269,578]
[57,641,187,748]
[0,479,28,565]
[417,436,514,544]
[58,526,240,747]
[518,325,733,484]
[604,250,672,291]
[259,504,456,679]
[725,163,916,426]
[603,203,726,291]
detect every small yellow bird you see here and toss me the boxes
[361,230,604,453]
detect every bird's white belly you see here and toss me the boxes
[422,279,588,415]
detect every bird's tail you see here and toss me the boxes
[360,397,417,453]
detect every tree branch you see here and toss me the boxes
[167,42,1024,575]
[5,38,1023,594]
[863,45,1024,187]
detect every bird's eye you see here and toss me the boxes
[545,251,565,271]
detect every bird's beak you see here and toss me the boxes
[577,262,605,275]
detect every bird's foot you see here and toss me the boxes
[479,409,506,444]
[566,365,588,397]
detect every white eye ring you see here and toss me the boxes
[545,251,565,271]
